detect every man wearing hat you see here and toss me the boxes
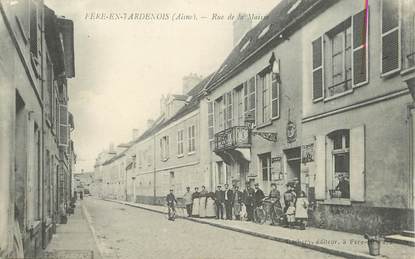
[183,187,193,217]
[243,182,255,221]
[254,183,265,208]
[214,185,225,219]
[166,189,177,220]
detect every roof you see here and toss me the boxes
[206,0,339,91]
[99,73,213,167]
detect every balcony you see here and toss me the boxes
[214,126,251,152]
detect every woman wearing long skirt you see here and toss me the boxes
[206,192,216,218]
[199,186,208,218]
[191,187,200,217]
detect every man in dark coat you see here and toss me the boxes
[254,183,265,208]
[214,185,225,219]
[224,184,234,220]
[243,183,255,221]
[166,189,177,220]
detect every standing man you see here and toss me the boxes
[233,186,243,220]
[192,187,200,217]
[253,183,265,208]
[166,189,177,221]
[214,185,224,219]
[224,184,234,220]
[183,187,193,217]
[243,182,255,221]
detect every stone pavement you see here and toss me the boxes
[105,198,414,259]
[42,201,102,259]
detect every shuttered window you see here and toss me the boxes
[314,135,326,200]
[226,92,233,128]
[243,77,256,124]
[381,0,401,75]
[353,9,369,86]
[271,72,280,119]
[207,102,214,140]
[312,37,324,101]
[59,104,69,147]
[350,126,365,202]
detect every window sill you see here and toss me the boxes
[312,97,324,103]
[401,66,415,76]
[187,151,196,156]
[256,121,273,130]
[323,89,353,102]
[161,158,169,162]
[322,198,351,206]
[381,68,401,79]
[177,154,184,158]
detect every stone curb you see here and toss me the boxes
[104,198,379,259]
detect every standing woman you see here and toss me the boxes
[191,187,200,217]
[233,186,243,220]
[199,186,208,218]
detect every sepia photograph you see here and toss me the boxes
[0,0,415,258]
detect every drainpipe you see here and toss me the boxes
[153,134,157,205]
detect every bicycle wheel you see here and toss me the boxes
[254,207,267,224]
[271,206,284,225]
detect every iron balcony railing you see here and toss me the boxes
[214,126,251,152]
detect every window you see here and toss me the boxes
[327,19,352,97]
[34,123,41,220]
[234,85,244,126]
[215,97,224,131]
[45,57,53,123]
[312,8,369,101]
[244,77,256,124]
[381,0,401,75]
[271,72,280,119]
[59,104,69,147]
[259,153,271,182]
[226,92,233,128]
[177,130,184,156]
[188,125,195,153]
[257,70,271,124]
[160,136,170,161]
[208,102,214,140]
[328,130,350,199]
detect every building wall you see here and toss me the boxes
[299,0,414,234]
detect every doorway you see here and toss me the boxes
[284,147,301,192]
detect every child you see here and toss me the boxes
[295,191,309,230]
[285,201,296,228]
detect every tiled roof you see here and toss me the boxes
[206,0,339,91]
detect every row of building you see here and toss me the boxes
[94,0,415,235]
[0,0,75,258]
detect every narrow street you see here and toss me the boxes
[83,198,341,259]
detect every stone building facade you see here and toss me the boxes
[0,1,75,257]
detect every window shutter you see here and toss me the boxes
[312,37,324,101]
[350,125,365,202]
[353,9,369,87]
[381,0,401,75]
[314,135,326,200]
[58,104,69,147]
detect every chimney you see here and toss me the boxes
[147,119,155,129]
[132,128,140,140]
[233,14,252,46]
[109,143,116,154]
[182,73,202,95]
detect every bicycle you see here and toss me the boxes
[167,203,176,221]
[253,202,267,224]
[268,200,284,225]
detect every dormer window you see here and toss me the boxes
[240,39,251,52]
[258,25,270,39]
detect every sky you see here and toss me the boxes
[44,0,280,173]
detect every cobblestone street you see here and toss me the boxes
[84,198,342,259]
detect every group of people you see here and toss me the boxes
[166,181,310,229]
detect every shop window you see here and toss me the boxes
[328,130,350,199]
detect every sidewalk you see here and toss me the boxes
[42,201,102,259]
[105,198,414,259]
